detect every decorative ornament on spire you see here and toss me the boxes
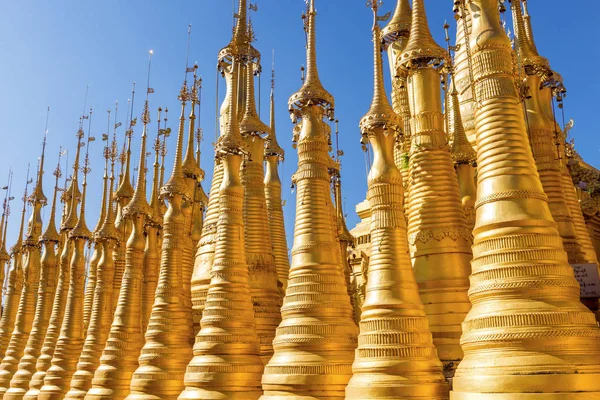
[218,0,260,70]
[511,0,549,75]
[288,0,334,120]
[361,1,401,136]
[29,107,50,207]
[39,151,63,244]
[381,0,412,48]
[450,77,477,165]
[400,0,448,67]
[240,52,271,136]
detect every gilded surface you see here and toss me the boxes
[451,0,600,398]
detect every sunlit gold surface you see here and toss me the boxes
[125,86,193,400]
[346,5,448,398]
[400,0,472,377]
[261,4,358,397]
[4,155,61,400]
[451,0,600,398]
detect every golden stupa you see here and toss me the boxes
[1,1,600,399]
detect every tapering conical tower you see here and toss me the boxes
[0,180,11,299]
[382,0,412,184]
[451,0,600,397]
[452,0,476,148]
[345,4,448,398]
[399,0,472,377]
[86,86,154,400]
[83,133,111,335]
[512,0,585,265]
[66,123,122,400]
[0,170,31,358]
[191,0,259,325]
[264,66,290,292]
[179,55,264,400]
[182,67,204,342]
[38,126,93,400]
[114,98,135,312]
[5,153,62,400]
[260,2,358,398]
[0,129,49,395]
[26,133,84,399]
[449,76,477,231]
[141,108,164,333]
[125,81,194,400]
[239,52,282,363]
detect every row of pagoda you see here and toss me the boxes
[0,0,599,399]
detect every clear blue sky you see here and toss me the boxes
[0,1,598,251]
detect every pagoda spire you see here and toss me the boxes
[399,0,473,379]
[381,0,412,45]
[180,54,264,400]
[260,1,357,397]
[28,107,49,210]
[449,78,476,165]
[522,0,539,53]
[0,111,52,395]
[82,116,111,334]
[0,169,31,358]
[264,62,289,292]
[38,111,93,399]
[289,0,334,120]
[126,56,194,400]
[62,125,85,232]
[511,0,548,71]
[346,4,448,397]
[83,53,154,400]
[239,49,282,363]
[4,152,62,399]
[0,173,12,289]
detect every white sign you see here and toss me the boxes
[572,264,600,298]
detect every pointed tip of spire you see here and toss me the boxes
[219,0,260,70]
[183,73,204,179]
[360,12,401,135]
[382,0,412,47]
[288,0,335,119]
[161,85,192,200]
[449,80,477,165]
[265,75,285,159]
[123,114,152,219]
[400,0,448,67]
[512,0,548,72]
[240,63,271,136]
[40,164,61,243]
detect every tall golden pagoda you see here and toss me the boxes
[141,108,164,333]
[82,129,110,335]
[0,172,31,358]
[179,55,264,400]
[260,1,358,398]
[512,1,585,265]
[345,3,448,398]
[38,122,93,399]
[113,99,135,312]
[26,138,84,399]
[5,153,62,400]
[264,65,290,292]
[86,83,153,400]
[126,78,194,400]
[182,66,204,343]
[65,116,122,400]
[239,45,282,363]
[451,0,600,397]
[191,0,258,327]
[0,178,12,300]
[0,129,48,395]
[399,0,472,376]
